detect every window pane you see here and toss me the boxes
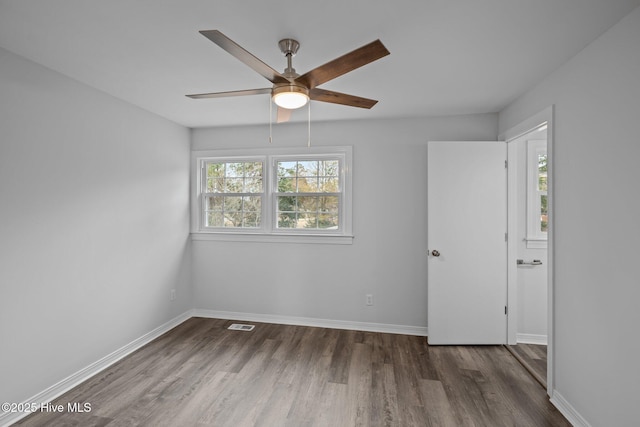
[224,177,243,193]
[538,154,548,192]
[278,177,296,193]
[300,212,318,229]
[318,196,339,213]
[206,196,224,211]
[319,160,339,177]
[206,163,225,193]
[277,195,298,229]
[278,211,297,228]
[278,195,296,211]
[297,196,317,212]
[205,195,261,228]
[299,176,318,192]
[206,161,263,196]
[206,211,224,227]
[297,160,318,177]
[538,154,547,172]
[207,163,224,178]
[244,162,263,178]
[318,213,339,229]
[538,175,548,192]
[207,177,224,193]
[242,211,260,228]
[224,196,242,211]
[203,160,263,229]
[226,162,244,177]
[540,195,548,232]
[243,196,261,212]
[277,159,340,195]
[224,210,243,227]
[276,195,339,230]
[278,161,297,178]
[319,177,339,192]
[244,178,262,193]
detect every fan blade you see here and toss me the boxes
[200,30,289,84]
[309,88,378,109]
[186,88,272,99]
[296,40,389,89]
[276,107,292,123]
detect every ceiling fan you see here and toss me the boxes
[186,30,390,122]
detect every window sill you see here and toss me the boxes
[190,232,354,245]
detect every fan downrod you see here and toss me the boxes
[278,39,300,78]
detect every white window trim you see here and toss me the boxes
[526,139,548,249]
[191,146,353,244]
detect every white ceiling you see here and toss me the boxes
[1,0,638,128]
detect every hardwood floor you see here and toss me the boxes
[16,318,569,426]
[506,343,548,388]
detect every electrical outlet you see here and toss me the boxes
[170,289,176,301]
[366,294,374,306]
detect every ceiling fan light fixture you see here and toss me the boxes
[272,83,309,109]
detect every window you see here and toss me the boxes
[275,158,340,230]
[192,146,352,244]
[526,140,548,248]
[202,160,263,228]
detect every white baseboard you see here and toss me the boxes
[550,390,592,427]
[192,309,429,337]
[516,333,548,345]
[0,310,193,427]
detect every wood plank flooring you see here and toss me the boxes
[506,343,548,388]
[16,318,569,426]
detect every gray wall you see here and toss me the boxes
[0,48,192,405]
[499,6,640,425]
[191,115,498,330]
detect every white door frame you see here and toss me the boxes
[499,105,555,396]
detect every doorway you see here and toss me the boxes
[502,106,554,394]
[425,107,554,392]
[506,123,548,387]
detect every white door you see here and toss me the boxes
[427,141,507,344]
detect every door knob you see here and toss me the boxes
[431,250,441,257]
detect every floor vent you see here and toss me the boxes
[228,323,255,331]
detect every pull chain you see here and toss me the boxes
[269,97,273,144]
[269,97,311,147]
[307,101,311,147]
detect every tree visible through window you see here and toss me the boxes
[194,147,352,240]
[527,139,548,246]
[538,153,548,232]
[276,160,340,230]
[203,160,263,228]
